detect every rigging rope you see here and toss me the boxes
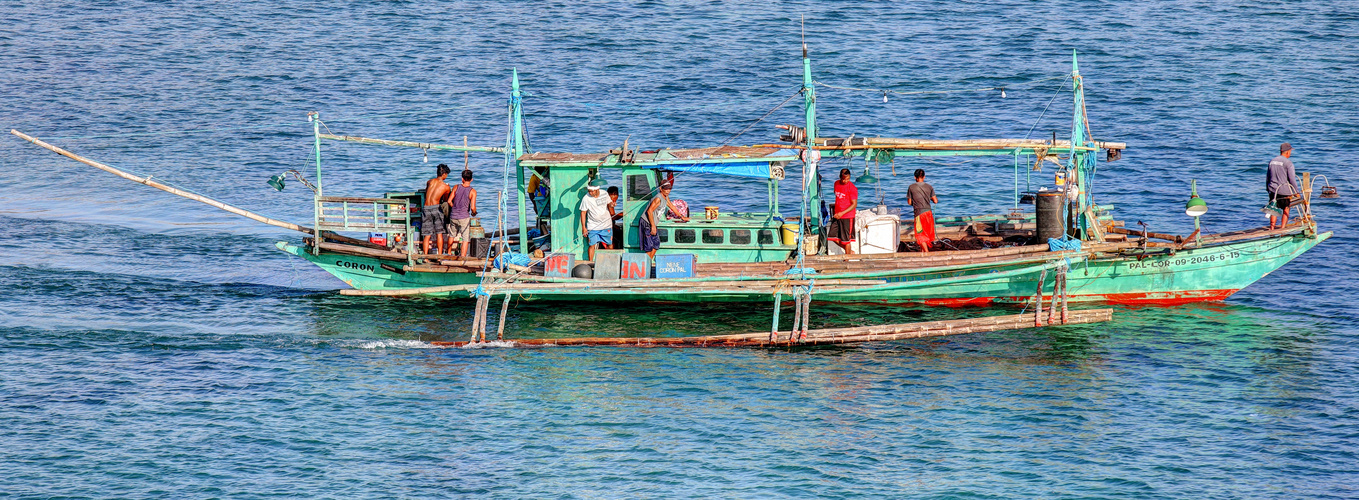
[814,74,1068,97]
[1023,76,1073,140]
[716,89,802,148]
[521,85,801,113]
[46,101,501,140]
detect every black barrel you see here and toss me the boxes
[1035,192,1066,243]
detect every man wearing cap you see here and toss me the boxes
[580,182,613,261]
[1267,143,1300,230]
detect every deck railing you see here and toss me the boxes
[313,196,415,259]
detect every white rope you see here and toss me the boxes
[815,74,1068,96]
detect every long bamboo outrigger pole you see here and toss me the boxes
[11,129,314,235]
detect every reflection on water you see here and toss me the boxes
[3,0,1357,494]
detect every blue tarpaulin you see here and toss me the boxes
[650,149,797,179]
[654,162,771,179]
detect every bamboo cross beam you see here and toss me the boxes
[317,133,504,153]
[11,129,314,235]
[816,137,1129,151]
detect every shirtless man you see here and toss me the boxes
[422,164,452,255]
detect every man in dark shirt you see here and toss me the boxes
[906,169,939,252]
[1266,143,1300,229]
[828,168,858,254]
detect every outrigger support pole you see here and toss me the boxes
[311,111,324,255]
[311,111,323,198]
[11,129,314,235]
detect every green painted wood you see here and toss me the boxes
[283,231,1330,304]
[276,242,481,297]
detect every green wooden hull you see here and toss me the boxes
[280,229,1328,306]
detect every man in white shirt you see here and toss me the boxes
[580,184,613,260]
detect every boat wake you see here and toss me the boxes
[458,340,519,349]
[346,339,446,350]
[332,338,521,350]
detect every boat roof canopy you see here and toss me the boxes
[518,146,798,179]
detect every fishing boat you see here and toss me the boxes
[12,48,1331,311]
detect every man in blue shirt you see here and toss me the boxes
[1266,143,1300,230]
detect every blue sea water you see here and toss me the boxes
[2,1,1358,497]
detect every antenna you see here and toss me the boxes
[801,15,807,58]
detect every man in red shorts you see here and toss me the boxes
[828,168,858,254]
[907,168,939,252]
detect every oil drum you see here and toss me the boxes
[1035,192,1066,243]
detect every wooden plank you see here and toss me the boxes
[311,240,408,261]
[322,231,391,251]
[405,265,481,274]
[1108,226,1182,243]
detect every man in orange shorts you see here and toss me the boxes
[906,168,939,252]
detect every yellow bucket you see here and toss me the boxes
[780,223,800,245]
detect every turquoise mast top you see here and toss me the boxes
[1067,50,1100,240]
[801,43,822,235]
[510,69,531,248]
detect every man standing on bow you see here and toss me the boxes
[907,168,939,252]
[1267,143,1300,230]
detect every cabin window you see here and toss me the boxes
[658,228,669,243]
[730,229,751,245]
[675,229,696,244]
[702,229,724,244]
[628,175,652,201]
[758,229,775,245]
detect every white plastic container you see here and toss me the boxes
[826,210,900,255]
[858,214,901,254]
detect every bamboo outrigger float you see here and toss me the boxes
[10,44,1332,346]
[432,309,1114,348]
